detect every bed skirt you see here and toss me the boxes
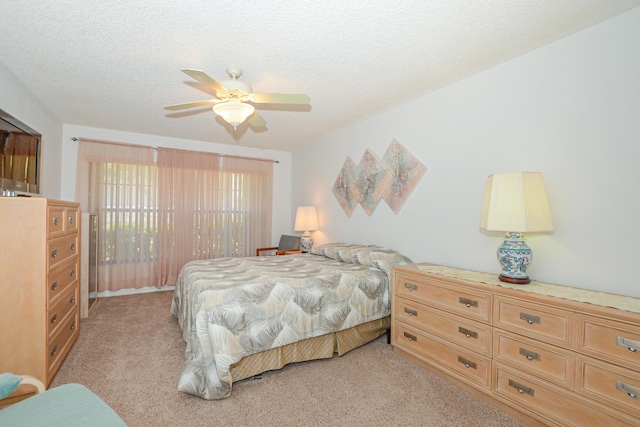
[230,316,391,382]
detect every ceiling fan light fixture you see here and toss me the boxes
[166,66,310,131]
[212,99,255,128]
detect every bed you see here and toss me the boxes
[170,242,412,400]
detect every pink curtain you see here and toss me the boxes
[155,148,221,286]
[76,139,274,291]
[76,139,157,292]
[220,155,273,257]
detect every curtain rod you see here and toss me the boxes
[71,137,279,164]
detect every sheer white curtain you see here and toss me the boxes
[75,139,157,292]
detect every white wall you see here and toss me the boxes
[292,8,640,297]
[0,62,64,198]
[60,125,293,244]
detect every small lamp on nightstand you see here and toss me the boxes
[480,172,554,284]
[294,206,318,253]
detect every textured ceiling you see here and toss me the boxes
[1,1,638,151]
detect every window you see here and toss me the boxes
[76,140,273,291]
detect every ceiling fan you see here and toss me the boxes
[164,66,310,129]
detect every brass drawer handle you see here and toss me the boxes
[616,336,640,353]
[508,379,535,396]
[70,269,75,277]
[50,281,58,291]
[404,283,418,292]
[50,345,58,358]
[70,321,76,331]
[457,356,477,370]
[51,249,58,259]
[403,332,417,342]
[458,297,478,308]
[52,217,59,226]
[69,295,75,304]
[519,312,541,325]
[68,215,74,224]
[50,313,57,324]
[404,307,418,317]
[70,242,75,251]
[458,327,478,339]
[519,348,541,361]
[616,381,640,399]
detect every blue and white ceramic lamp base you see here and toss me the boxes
[497,232,532,284]
[300,232,313,253]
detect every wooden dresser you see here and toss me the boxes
[391,263,640,427]
[0,198,81,397]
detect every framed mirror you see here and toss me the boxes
[0,108,41,195]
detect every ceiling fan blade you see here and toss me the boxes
[249,93,310,105]
[163,99,220,111]
[248,112,267,128]
[181,69,228,93]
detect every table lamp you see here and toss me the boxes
[480,172,553,284]
[294,206,318,253]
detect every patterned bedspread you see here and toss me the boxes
[170,243,412,399]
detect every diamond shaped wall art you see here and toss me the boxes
[331,156,358,217]
[332,139,426,216]
[381,139,427,214]
[353,149,393,216]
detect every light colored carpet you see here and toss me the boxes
[51,291,527,427]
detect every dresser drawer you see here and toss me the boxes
[47,205,66,238]
[47,204,79,237]
[493,296,574,349]
[494,363,635,427]
[47,285,78,340]
[47,308,79,376]
[47,258,78,307]
[395,273,492,323]
[577,314,640,371]
[47,234,78,271]
[64,206,79,234]
[493,328,574,389]
[395,298,492,356]
[576,354,640,419]
[395,322,491,388]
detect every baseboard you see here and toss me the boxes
[97,285,174,298]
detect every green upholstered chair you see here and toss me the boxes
[0,373,127,427]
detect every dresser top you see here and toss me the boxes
[403,263,640,315]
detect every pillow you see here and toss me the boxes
[311,242,412,274]
[311,242,371,262]
[369,248,413,275]
[0,372,22,399]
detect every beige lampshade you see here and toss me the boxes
[480,172,553,232]
[294,206,318,231]
[212,99,255,127]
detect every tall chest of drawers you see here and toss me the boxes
[391,263,640,427]
[0,198,80,397]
